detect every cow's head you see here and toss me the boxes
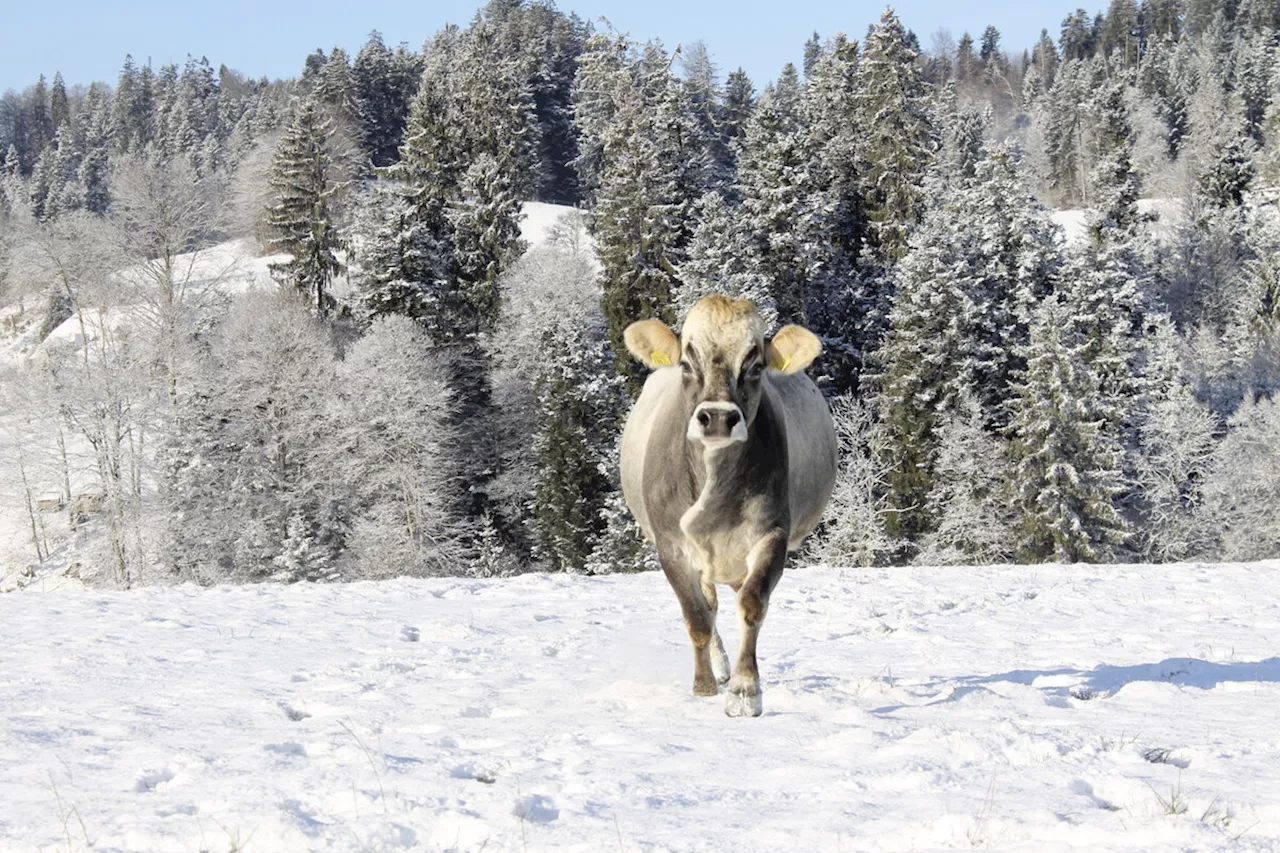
[624,296,822,449]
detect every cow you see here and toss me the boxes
[620,295,838,717]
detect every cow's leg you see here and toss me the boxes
[725,528,787,717]
[659,548,719,697]
[701,575,731,686]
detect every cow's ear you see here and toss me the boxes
[767,325,822,374]
[624,319,681,370]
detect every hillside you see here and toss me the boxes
[2,561,1278,851]
[0,201,587,589]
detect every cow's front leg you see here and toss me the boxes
[726,528,787,717]
[701,575,731,686]
[659,548,719,696]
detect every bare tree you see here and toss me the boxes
[110,154,229,404]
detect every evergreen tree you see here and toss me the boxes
[979,25,1007,82]
[530,322,619,571]
[78,85,112,214]
[855,8,935,264]
[447,153,527,335]
[956,32,977,83]
[673,190,777,327]
[312,47,360,130]
[721,68,756,156]
[27,75,52,160]
[735,68,815,325]
[586,38,695,389]
[347,181,446,323]
[115,57,156,152]
[804,32,824,77]
[352,32,419,167]
[1007,296,1128,563]
[802,35,883,391]
[915,393,1018,565]
[1101,0,1139,66]
[49,72,70,132]
[1140,0,1183,41]
[265,99,347,318]
[876,144,1059,540]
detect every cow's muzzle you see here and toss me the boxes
[688,402,747,446]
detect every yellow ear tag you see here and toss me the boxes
[778,355,792,372]
[652,351,672,367]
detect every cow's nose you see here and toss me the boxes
[689,402,747,444]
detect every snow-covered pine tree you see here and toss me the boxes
[735,64,815,325]
[312,47,360,130]
[1133,315,1220,561]
[1042,58,1095,206]
[854,7,935,264]
[352,32,419,167]
[1199,394,1280,561]
[721,67,756,162]
[802,34,883,392]
[78,84,112,215]
[673,190,777,328]
[529,323,619,571]
[447,153,527,336]
[347,181,446,324]
[805,395,897,567]
[1007,295,1128,563]
[31,125,83,220]
[1066,75,1156,486]
[265,98,347,319]
[588,39,690,390]
[915,392,1018,565]
[875,143,1059,540]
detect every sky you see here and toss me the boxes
[1,0,1094,94]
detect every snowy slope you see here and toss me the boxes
[0,203,586,585]
[3,561,1279,852]
[1050,199,1180,245]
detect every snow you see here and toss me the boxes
[519,201,583,249]
[1050,199,1180,246]
[3,561,1279,851]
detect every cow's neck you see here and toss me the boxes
[680,433,757,542]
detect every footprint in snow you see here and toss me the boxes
[513,794,559,823]
[135,767,175,793]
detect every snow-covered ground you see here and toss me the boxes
[2,561,1279,852]
[1050,199,1181,245]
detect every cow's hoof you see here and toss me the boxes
[724,686,762,717]
[693,677,720,697]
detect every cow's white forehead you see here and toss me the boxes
[680,296,764,363]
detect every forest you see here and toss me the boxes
[0,0,1277,588]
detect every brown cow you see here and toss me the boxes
[620,296,838,716]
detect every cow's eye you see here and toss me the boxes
[680,360,694,376]
[747,363,764,380]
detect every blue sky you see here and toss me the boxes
[2,1,1093,94]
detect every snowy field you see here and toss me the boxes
[2,561,1279,852]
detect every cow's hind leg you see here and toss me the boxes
[726,529,787,717]
[701,576,731,686]
[660,549,719,696]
